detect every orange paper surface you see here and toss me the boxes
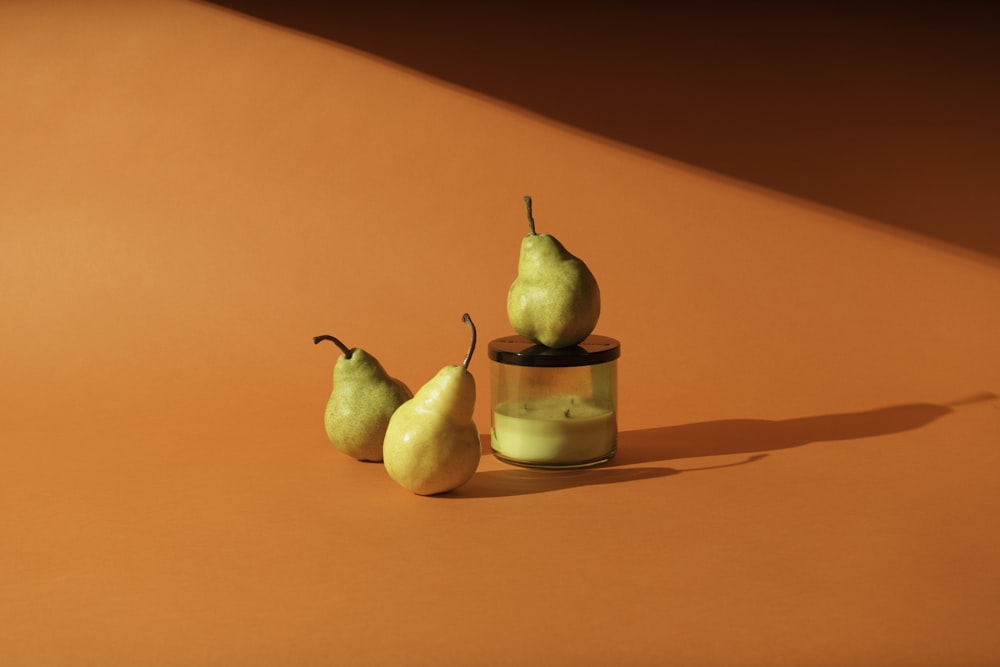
[3,2,999,666]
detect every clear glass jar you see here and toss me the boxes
[488,335,620,469]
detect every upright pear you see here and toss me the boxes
[507,195,600,349]
[382,314,481,495]
[313,334,413,462]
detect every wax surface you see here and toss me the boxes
[491,396,616,464]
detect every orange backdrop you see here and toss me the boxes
[3,2,999,666]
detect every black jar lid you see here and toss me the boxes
[487,334,621,367]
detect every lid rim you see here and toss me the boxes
[487,334,621,367]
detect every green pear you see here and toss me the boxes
[507,195,600,349]
[383,314,481,495]
[313,334,413,462]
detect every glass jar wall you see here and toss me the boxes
[488,335,620,469]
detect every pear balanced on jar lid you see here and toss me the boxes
[496,195,619,469]
[506,196,601,349]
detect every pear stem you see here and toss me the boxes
[313,334,353,359]
[524,195,536,235]
[461,313,477,371]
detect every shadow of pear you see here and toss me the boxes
[448,454,769,499]
[451,395,993,497]
[448,466,678,499]
[609,401,958,467]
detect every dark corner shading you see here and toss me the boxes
[205,1,1000,260]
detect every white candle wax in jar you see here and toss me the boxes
[488,335,620,469]
[492,395,616,465]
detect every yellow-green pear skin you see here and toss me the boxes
[507,196,600,349]
[383,314,481,495]
[316,337,413,462]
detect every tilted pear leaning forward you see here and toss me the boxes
[507,195,601,349]
[313,334,413,462]
[382,313,481,495]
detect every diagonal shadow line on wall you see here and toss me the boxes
[204,1,1000,262]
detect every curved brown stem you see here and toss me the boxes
[523,195,536,235]
[461,313,477,370]
[313,335,353,359]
